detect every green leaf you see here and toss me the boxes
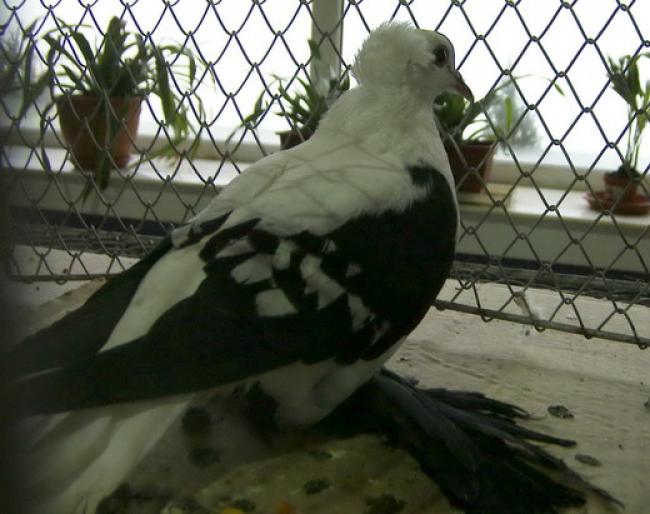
[642,80,650,116]
[296,76,321,107]
[21,41,36,106]
[241,112,262,125]
[45,41,58,67]
[277,83,292,102]
[188,56,196,84]
[609,72,635,106]
[308,39,321,61]
[340,73,350,91]
[18,70,51,120]
[97,16,125,92]
[60,64,82,87]
[606,56,618,74]
[225,89,268,143]
[636,82,648,133]
[627,56,641,102]
[154,49,176,127]
[252,91,265,117]
[463,97,487,127]
[23,19,39,38]
[70,31,94,69]
[43,34,79,67]
[134,35,147,65]
[112,63,138,96]
[282,93,311,120]
[504,95,514,133]
[434,92,468,134]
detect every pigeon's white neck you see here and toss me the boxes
[318,85,454,190]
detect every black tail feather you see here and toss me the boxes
[413,386,530,419]
[333,368,621,514]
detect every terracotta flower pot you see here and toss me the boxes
[56,95,143,170]
[603,170,640,202]
[277,128,313,150]
[444,141,496,193]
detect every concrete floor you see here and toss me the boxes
[5,248,650,514]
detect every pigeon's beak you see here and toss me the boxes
[451,69,474,103]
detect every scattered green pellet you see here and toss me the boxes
[547,405,574,419]
[232,498,256,511]
[182,407,212,435]
[187,446,220,467]
[303,478,331,495]
[365,494,406,514]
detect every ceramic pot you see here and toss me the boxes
[56,95,143,170]
[444,141,496,193]
[277,129,313,150]
[603,171,640,202]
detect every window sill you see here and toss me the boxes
[458,184,648,274]
[4,146,648,274]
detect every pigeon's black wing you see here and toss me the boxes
[1,238,173,381]
[5,216,404,416]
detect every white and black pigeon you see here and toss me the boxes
[2,22,617,514]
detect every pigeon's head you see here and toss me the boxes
[353,22,473,103]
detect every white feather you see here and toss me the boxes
[216,239,254,258]
[346,263,362,278]
[231,255,273,284]
[347,293,372,330]
[21,395,197,514]
[255,289,297,316]
[257,339,403,428]
[272,240,297,270]
[175,126,441,248]
[300,255,346,308]
[104,241,209,352]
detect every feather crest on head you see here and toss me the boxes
[352,22,430,88]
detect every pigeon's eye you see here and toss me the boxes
[433,46,449,67]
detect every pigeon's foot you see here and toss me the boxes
[330,368,621,514]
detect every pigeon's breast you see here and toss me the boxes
[326,164,457,345]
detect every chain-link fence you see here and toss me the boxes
[1,0,648,348]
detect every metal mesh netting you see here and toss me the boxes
[1,0,648,347]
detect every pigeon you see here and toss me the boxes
[2,22,617,514]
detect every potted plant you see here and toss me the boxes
[230,40,350,150]
[19,16,205,193]
[435,77,556,193]
[0,22,39,100]
[434,89,499,193]
[603,53,649,202]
